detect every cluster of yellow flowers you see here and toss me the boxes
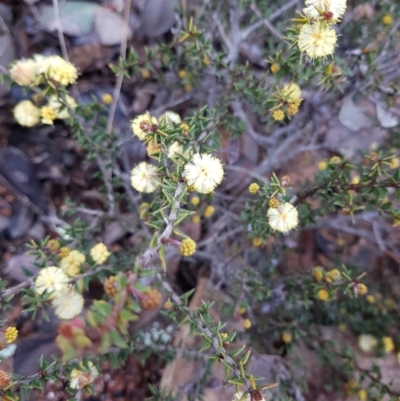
[297,0,347,59]
[130,112,224,194]
[10,56,78,127]
[34,243,110,320]
[272,83,303,122]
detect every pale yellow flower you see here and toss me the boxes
[281,83,302,105]
[13,100,41,127]
[47,95,77,119]
[160,111,181,126]
[40,105,57,125]
[60,250,86,277]
[53,289,84,320]
[184,154,224,194]
[90,243,110,265]
[131,112,158,141]
[298,22,337,59]
[382,336,395,354]
[130,162,161,193]
[37,55,78,85]
[267,202,299,233]
[35,266,69,298]
[9,59,39,86]
[358,334,377,352]
[303,0,347,21]
[167,141,191,161]
[69,361,99,389]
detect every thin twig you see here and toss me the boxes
[106,0,131,134]
[52,0,69,60]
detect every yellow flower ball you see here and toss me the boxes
[312,266,324,282]
[178,69,187,79]
[318,160,328,170]
[248,182,260,194]
[13,100,40,127]
[184,154,224,194]
[270,63,280,74]
[192,214,201,224]
[164,300,173,310]
[281,83,302,105]
[179,238,196,257]
[204,205,215,218]
[326,269,341,283]
[382,336,395,354]
[317,289,329,301]
[268,197,280,209]
[298,22,337,59]
[38,55,78,86]
[130,162,161,193]
[40,105,57,125]
[282,332,292,344]
[101,93,113,104]
[90,243,110,265]
[272,109,285,121]
[9,58,39,86]
[357,389,367,401]
[357,283,368,295]
[243,318,252,329]
[4,327,18,343]
[287,103,299,116]
[141,69,151,79]
[191,196,201,206]
[104,276,118,297]
[59,247,71,259]
[366,295,375,304]
[60,250,86,277]
[252,237,262,247]
[267,202,299,233]
[140,288,162,310]
[382,14,393,26]
[131,112,158,141]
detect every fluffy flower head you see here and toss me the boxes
[38,55,78,85]
[267,202,298,233]
[358,334,377,353]
[160,111,181,126]
[35,266,69,298]
[130,162,161,193]
[69,361,98,389]
[40,105,57,125]
[9,59,39,86]
[60,250,86,277]
[53,289,84,320]
[184,153,224,194]
[90,243,110,265]
[168,141,191,161]
[298,22,337,59]
[13,100,40,127]
[303,0,347,21]
[47,95,77,119]
[131,112,158,141]
[281,83,302,105]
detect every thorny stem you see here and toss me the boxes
[155,272,253,389]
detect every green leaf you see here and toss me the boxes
[229,344,246,357]
[110,330,128,348]
[158,246,167,271]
